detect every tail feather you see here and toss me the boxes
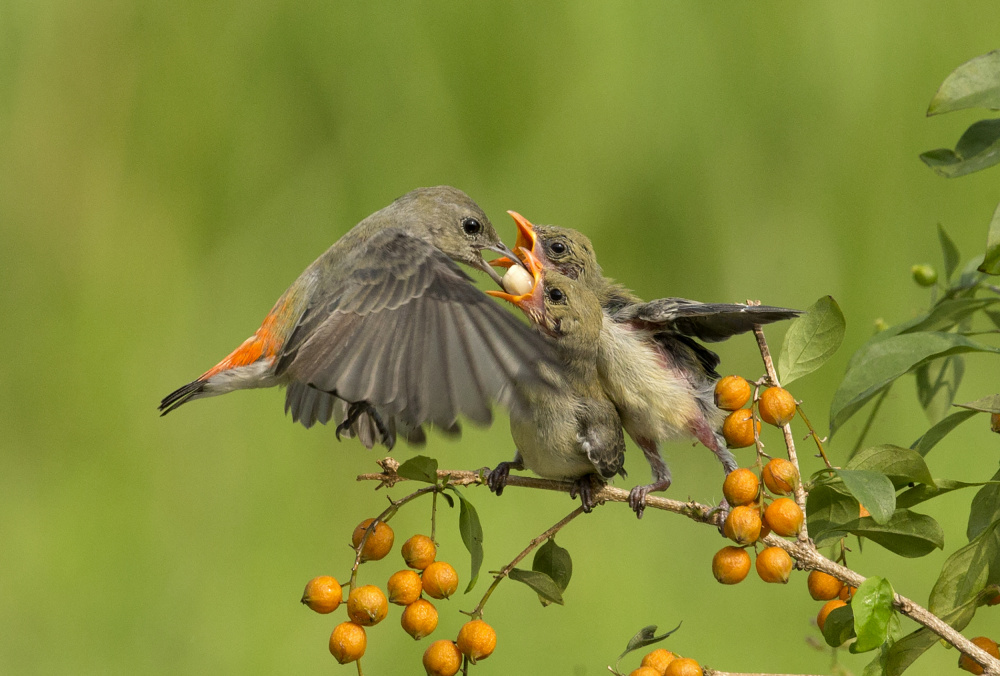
[159,380,207,415]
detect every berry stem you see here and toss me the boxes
[355,657,364,676]
[751,324,809,543]
[468,506,585,618]
[794,403,834,474]
[431,489,438,543]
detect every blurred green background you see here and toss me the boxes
[3,2,1000,673]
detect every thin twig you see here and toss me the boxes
[795,403,833,473]
[469,506,585,618]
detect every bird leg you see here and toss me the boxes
[336,401,394,449]
[690,418,737,520]
[569,474,605,513]
[487,454,525,496]
[628,437,672,519]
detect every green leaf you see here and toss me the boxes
[848,445,936,489]
[911,410,978,457]
[939,224,961,281]
[830,332,1000,435]
[956,393,1000,414]
[862,641,893,676]
[509,568,564,605]
[884,597,980,675]
[777,295,846,385]
[920,119,1000,178]
[927,49,1000,115]
[980,200,1000,275]
[532,538,572,606]
[852,577,895,653]
[452,489,483,593]
[396,455,439,483]
[834,470,896,524]
[968,467,1000,540]
[896,299,999,336]
[929,522,999,616]
[915,356,964,423]
[616,624,682,664]
[822,603,855,647]
[807,484,864,546]
[842,509,945,558]
[896,479,985,509]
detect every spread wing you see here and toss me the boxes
[274,229,559,432]
[614,298,801,343]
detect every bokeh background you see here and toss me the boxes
[3,2,1000,674]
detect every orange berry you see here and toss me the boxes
[346,585,388,626]
[629,668,662,676]
[817,599,847,632]
[991,412,1000,434]
[712,546,751,585]
[422,561,459,599]
[329,622,367,664]
[807,570,844,601]
[641,648,677,673]
[714,375,751,411]
[457,619,497,663]
[722,468,759,506]
[664,657,703,676]
[764,498,804,537]
[401,598,439,640]
[761,458,798,495]
[839,585,857,601]
[423,639,462,676]
[722,409,760,448]
[987,588,1000,606]
[724,505,763,545]
[959,636,1000,674]
[352,518,394,562]
[759,387,796,426]
[756,546,793,583]
[301,575,342,614]
[402,534,437,570]
[859,503,871,518]
[387,569,423,606]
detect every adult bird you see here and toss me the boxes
[159,186,559,449]
[497,212,800,517]
[485,247,626,513]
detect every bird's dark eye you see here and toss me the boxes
[548,288,566,303]
[549,240,567,255]
[462,217,482,235]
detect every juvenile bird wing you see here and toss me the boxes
[614,298,801,343]
[275,229,558,431]
[577,399,626,480]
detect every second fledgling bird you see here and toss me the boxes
[486,247,626,513]
[499,213,800,517]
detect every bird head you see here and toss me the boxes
[493,211,605,291]
[489,247,603,349]
[400,186,523,286]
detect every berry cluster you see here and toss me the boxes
[302,517,496,674]
[628,649,703,676]
[710,376,804,585]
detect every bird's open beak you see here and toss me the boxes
[480,239,524,286]
[486,246,545,320]
[492,210,538,269]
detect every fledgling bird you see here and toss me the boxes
[499,213,800,517]
[159,186,559,449]
[485,247,626,513]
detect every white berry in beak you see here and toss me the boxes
[501,265,534,296]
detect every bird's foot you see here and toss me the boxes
[487,462,515,496]
[336,401,394,449]
[569,475,604,513]
[708,498,731,535]
[627,478,672,519]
